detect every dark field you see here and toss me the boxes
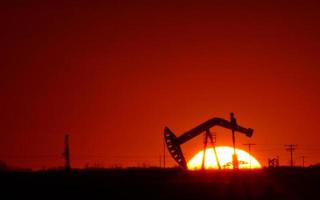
[1,168,319,199]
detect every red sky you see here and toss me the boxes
[1,0,320,169]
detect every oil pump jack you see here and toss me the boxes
[164,113,253,169]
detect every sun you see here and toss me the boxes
[187,146,261,170]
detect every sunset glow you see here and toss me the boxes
[187,146,262,170]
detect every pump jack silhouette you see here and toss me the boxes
[164,113,254,169]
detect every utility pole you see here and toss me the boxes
[285,144,297,167]
[243,143,256,168]
[62,134,71,171]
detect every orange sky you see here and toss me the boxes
[1,1,320,169]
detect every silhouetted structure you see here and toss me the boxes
[164,114,254,169]
[230,112,239,169]
[243,143,256,168]
[285,144,297,167]
[201,130,221,170]
[268,157,279,168]
[62,134,71,171]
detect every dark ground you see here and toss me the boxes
[1,167,319,199]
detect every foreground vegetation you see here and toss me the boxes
[0,167,319,199]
